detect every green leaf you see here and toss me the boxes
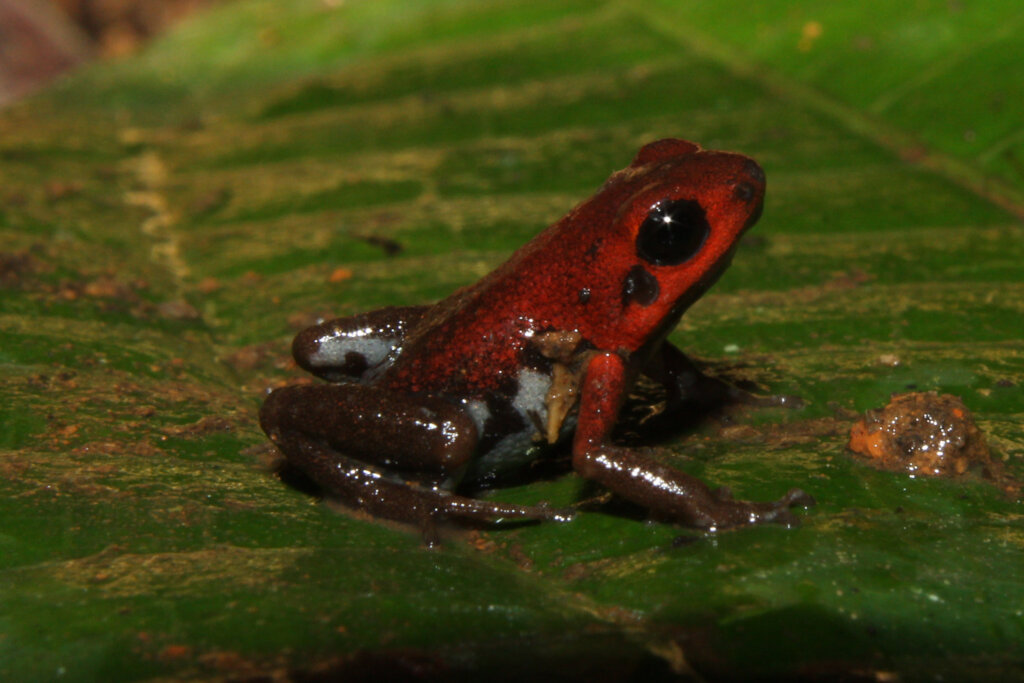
[2,1,1022,680]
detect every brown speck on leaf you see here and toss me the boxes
[467,530,498,554]
[899,145,930,164]
[158,644,192,661]
[223,343,276,373]
[156,300,200,321]
[73,439,163,459]
[198,650,249,672]
[824,269,873,291]
[57,424,80,439]
[190,187,231,215]
[197,276,221,294]
[718,424,759,442]
[506,543,534,571]
[351,233,404,256]
[876,353,901,367]
[44,180,83,201]
[562,562,588,581]
[0,250,39,287]
[328,267,353,283]
[83,276,129,299]
[165,416,234,438]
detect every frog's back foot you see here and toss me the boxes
[782,487,816,509]
[711,486,816,530]
[315,448,573,531]
[440,493,575,524]
[265,426,571,528]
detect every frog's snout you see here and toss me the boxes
[743,158,765,186]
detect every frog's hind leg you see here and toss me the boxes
[292,305,429,382]
[273,439,571,544]
[259,384,572,533]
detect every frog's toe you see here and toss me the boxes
[757,489,815,527]
[781,488,816,509]
[535,501,576,523]
[764,507,803,528]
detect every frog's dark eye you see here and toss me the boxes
[635,199,710,266]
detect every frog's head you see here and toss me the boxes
[494,139,765,351]
[622,138,764,272]
[596,138,766,346]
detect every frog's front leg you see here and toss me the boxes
[292,305,429,382]
[643,341,744,408]
[259,384,570,531]
[645,342,803,415]
[573,352,814,530]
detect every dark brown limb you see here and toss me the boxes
[573,352,814,530]
[259,384,572,529]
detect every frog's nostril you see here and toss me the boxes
[734,182,756,202]
[743,159,765,185]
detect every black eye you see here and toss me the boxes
[635,199,710,266]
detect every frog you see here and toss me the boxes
[259,138,814,536]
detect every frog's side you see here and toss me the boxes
[260,139,813,534]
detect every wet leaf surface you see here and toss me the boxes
[2,1,1023,680]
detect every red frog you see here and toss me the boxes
[260,139,813,534]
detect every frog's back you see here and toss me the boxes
[379,271,556,399]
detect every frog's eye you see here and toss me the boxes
[635,199,710,266]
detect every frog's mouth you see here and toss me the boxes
[659,239,744,331]
[744,198,764,232]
